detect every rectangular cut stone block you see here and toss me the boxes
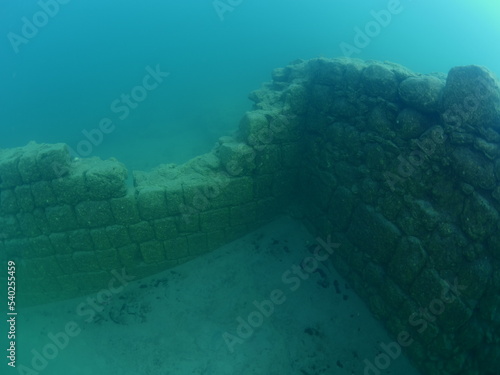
[117,244,142,267]
[75,200,114,228]
[31,181,57,207]
[165,189,183,215]
[1,190,18,214]
[51,170,87,205]
[18,146,42,183]
[176,213,199,233]
[17,213,42,238]
[28,235,54,257]
[90,228,112,250]
[73,251,101,272]
[84,159,128,200]
[128,221,154,243]
[96,248,121,270]
[200,208,230,231]
[15,185,35,211]
[105,225,131,248]
[49,233,71,254]
[68,229,94,252]
[45,205,78,232]
[212,177,254,207]
[137,187,168,220]
[36,143,71,180]
[110,195,140,225]
[140,240,165,263]
[0,148,23,188]
[152,218,177,240]
[254,145,281,174]
[164,237,188,260]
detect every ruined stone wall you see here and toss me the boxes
[0,109,301,306]
[246,57,499,375]
[2,57,500,374]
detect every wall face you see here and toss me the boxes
[1,57,500,374]
[249,58,499,375]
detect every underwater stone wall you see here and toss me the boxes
[1,57,500,375]
[245,57,499,375]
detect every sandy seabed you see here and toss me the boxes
[15,216,420,375]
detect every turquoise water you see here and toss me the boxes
[1,0,499,168]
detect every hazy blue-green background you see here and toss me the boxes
[1,0,499,170]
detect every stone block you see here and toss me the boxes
[218,141,256,176]
[18,146,42,184]
[105,225,130,248]
[215,177,253,207]
[45,205,78,232]
[164,237,188,260]
[137,187,168,220]
[28,235,54,257]
[239,111,269,145]
[31,180,57,207]
[165,189,184,215]
[68,229,94,252]
[0,148,23,188]
[17,213,42,238]
[75,200,114,228]
[32,208,49,234]
[0,190,18,214]
[152,217,177,240]
[0,215,22,239]
[140,240,165,264]
[254,145,281,174]
[49,233,71,254]
[84,159,128,199]
[187,233,207,255]
[388,236,427,287]
[200,208,230,231]
[128,221,154,243]
[36,143,71,180]
[73,251,101,272]
[399,75,445,113]
[51,169,87,205]
[176,212,199,233]
[15,185,35,212]
[95,248,122,270]
[90,228,112,250]
[230,202,257,226]
[110,195,140,225]
[117,244,142,267]
[55,254,79,274]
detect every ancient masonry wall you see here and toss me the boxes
[1,57,500,375]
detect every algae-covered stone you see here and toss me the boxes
[110,195,140,225]
[117,243,142,267]
[388,236,427,287]
[45,205,78,232]
[396,108,430,140]
[218,141,256,176]
[0,148,23,188]
[362,63,399,101]
[18,145,42,183]
[68,229,94,252]
[28,235,54,257]
[105,225,131,248]
[0,190,18,214]
[139,240,165,263]
[31,180,57,207]
[84,158,128,199]
[452,147,496,190]
[152,217,177,240]
[239,111,269,145]
[137,187,168,220]
[399,75,445,113]
[254,145,281,174]
[89,228,112,250]
[95,248,121,270]
[36,143,71,180]
[460,192,498,240]
[17,212,42,237]
[51,167,87,205]
[441,65,500,129]
[49,232,70,254]
[15,185,35,212]
[128,221,154,243]
[75,200,114,228]
[73,251,101,272]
